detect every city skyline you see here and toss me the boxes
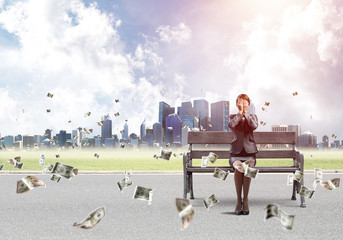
[0,0,343,140]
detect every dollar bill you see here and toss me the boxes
[39,154,46,166]
[279,210,295,230]
[16,176,46,194]
[330,178,340,188]
[133,186,153,205]
[7,157,23,169]
[94,153,99,158]
[213,168,229,180]
[265,204,295,230]
[159,149,172,160]
[14,161,23,169]
[287,174,294,185]
[201,156,208,168]
[117,177,133,192]
[73,207,105,229]
[265,204,279,221]
[51,162,75,179]
[175,198,194,230]
[42,163,54,174]
[299,186,315,198]
[0,164,3,170]
[203,194,219,210]
[207,152,218,164]
[50,174,61,182]
[293,170,303,182]
[243,163,259,179]
[320,180,336,190]
[72,168,79,177]
[313,179,321,190]
[314,168,322,181]
[120,143,125,148]
[233,161,244,173]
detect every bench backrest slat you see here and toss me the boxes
[190,150,296,159]
[188,131,296,145]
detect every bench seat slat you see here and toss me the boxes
[187,166,298,173]
[190,150,297,159]
[188,131,296,144]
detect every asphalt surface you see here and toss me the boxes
[0,173,342,240]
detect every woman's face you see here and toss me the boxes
[236,98,249,113]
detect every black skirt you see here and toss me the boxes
[229,147,256,167]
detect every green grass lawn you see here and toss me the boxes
[1,149,343,171]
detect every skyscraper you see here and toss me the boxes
[288,124,301,146]
[122,123,129,140]
[298,131,317,148]
[272,124,288,148]
[101,114,112,144]
[165,127,174,145]
[140,119,146,141]
[59,130,67,147]
[153,122,163,145]
[44,129,51,139]
[166,114,182,143]
[194,99,209,130]
[211,101,230,131]
[179,101,192,121]
[158,101,175,129]
[322,135,329,148]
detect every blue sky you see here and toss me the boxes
[0,0,343,143]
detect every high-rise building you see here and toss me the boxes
[333,140,340,148]
[288,124,301,146]
[272,124,288,148]
[298,131,317,148]
[153,122,163,145]
[211,101,230,131]
[183,115,199,129]
[59,130,67,147]
[3,135,14,147]
[158,101,175,129]
[33,135,41,146]
[44,129,51,139]
[322,135,329,148]
[194,99,209,130]
[101,114,112,144]
[166,114,182,143]
[23,135,34,149]
[165,127,174,145]
[179,101,192,121]
[181,127,189,146]
[140,119,146,141]
[72,130,79,145]
[15,135,22,142]
[122,123,129,140]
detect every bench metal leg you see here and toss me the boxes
[291,180,296,200]
[183,172,188,199]
[299,178,306,208]
[189,173,194,199]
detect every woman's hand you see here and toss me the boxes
[243,103,249,115]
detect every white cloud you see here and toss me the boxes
[156,22,191,44]
[0,0,169,136]
[223,0,343,138]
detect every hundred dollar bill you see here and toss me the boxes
[314,168,322,181]
[330,178,340,188]
[201,156,208,168]
[207,152,218,164]
[50,174,61,182]
[117,172,133,192]
[7,157,23,169]
[133,186,153,205]
[299,186,315,198]
[159,149,172,160]
[42,163,54,174]
[16,175,46,194]
[279,210,295,230]
[0,164,3,170]
[39,154,45,166]
[287,174,294,185]
[51,162,76,179]
[233,161,244,173]
[213,168,229,180]
[313,179,321,190]
[203,194,219,210]
[293,170,303,182]
[243,163,259,179]
[320,180,336,190]
[175,198,194,230]
[73,207,105,229]
[265,204,295,230]
[265,204,279,221]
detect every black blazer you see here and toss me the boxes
[228,113,258,155]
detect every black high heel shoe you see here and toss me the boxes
[242,211,249,215]
[234,200,243,215]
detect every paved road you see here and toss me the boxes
[0,173,342,240]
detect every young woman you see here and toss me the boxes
[228,94,258,215]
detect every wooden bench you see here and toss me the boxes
[183,131,306,208]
